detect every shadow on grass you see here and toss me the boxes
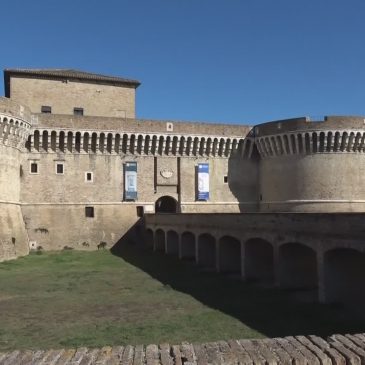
[111,238,365,339]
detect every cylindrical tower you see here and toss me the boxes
[256,116,365,212]
[0,97,32,260]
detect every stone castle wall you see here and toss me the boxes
[10,76,136,118]
[0,98,31,261]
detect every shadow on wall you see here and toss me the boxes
[227,135,260,213]
[110,239,365,338]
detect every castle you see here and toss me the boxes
[1,68,365,309]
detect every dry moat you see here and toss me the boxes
[0,244,364,352]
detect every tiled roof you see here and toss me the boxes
[4,68,140,96]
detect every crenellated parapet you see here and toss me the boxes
[0,97,32,149]
[256,129,365,158]
[255,116,365,158]
[26,128,254,159]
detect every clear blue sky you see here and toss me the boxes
[1,0,365,125]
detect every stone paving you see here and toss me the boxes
[2,333,365,364]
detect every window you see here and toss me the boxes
[85,206,94,218]
[136,206,144,217]
[30,162,38,174]
[223,175,228,183]
[85,172,93,182]
[56,163,64,174]
[41,106,52,114]
[74,107,84,116]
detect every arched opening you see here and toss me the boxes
[324,249,365,310]
[145,229,154,249]
[155,229,165,252]
[166,230,179,255]
[244,238,274,283]
[197,233,216,270]
[278,243,318,290]
[155,196,178,213]
[218,236,241,274]
[181,232,195,260]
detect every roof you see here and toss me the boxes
[4,68,141,96]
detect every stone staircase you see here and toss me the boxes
[1,333,365,364]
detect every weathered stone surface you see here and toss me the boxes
[239,339,266,365]
[133,345,145,365]
[286,336,320,365]
[3,332,365,364]
[145,344,160,365]
[309,335,346,365]
[295,335,331,365]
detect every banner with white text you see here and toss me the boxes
[197,163,209,201]
[124,162,137,200]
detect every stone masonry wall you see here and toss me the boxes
[10,77,136,118]
[2,333,365,364]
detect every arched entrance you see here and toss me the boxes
[244,238,274,283]
[166,230,179,255]
[218,236,241,274]
[278,243,318,290]
[155,196,178,213]
[181,231,196,260]
[197,233,216,270]
[324,248,365,309]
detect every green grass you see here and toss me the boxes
[0,244,364,351]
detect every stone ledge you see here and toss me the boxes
[1,333,365,364]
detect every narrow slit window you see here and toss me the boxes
[85,206,94,218]
[223,175,228,183]
[56,163,64,174]
[41,106,52,114]
[85,172,93,182]
[30,162,38,174]
[74,107,84,116]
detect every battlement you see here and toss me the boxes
[0,97,32,149]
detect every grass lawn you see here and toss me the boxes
[0,243,364,351]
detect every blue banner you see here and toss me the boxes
[197,163,209,201]
[124,162,137,200]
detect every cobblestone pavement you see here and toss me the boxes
[1,333,365,364]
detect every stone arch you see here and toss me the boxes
[155,196,178,213]
[179,136,186,155]
[333,131,341,151]
[197,233,216,269]
[278,242,318,290]
[114,133,121,154]
[33,130,40,151]
[91,133,97,153]
[319,132,326,152]
[297,134,304,154]
[83,132,90,153]
[166,230,179,255]
[122,134,128,154]
[107,133,113,154]
[75,131,81,153]
[158,136,164,155]
[165,136,171,155]
[340,132,348,152]
[326,131,333,152]
[144,135,151,155]
[186,137,193,156]
[244,238,274,283]
[192,137,199,155]
[145,229,154,249]
[312,132,318,153]
[181,231,195,260]
[155,229,165,252]
[323,248,365,309]
[206,138,212,156]
[50,131,57,152]
[218,235,241,274]
[67,131,73,152]
[304,133,310,153]
[59,131,65,152]
[199,137,206,156]
[42,130,48,151]
[151,135,158,154]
